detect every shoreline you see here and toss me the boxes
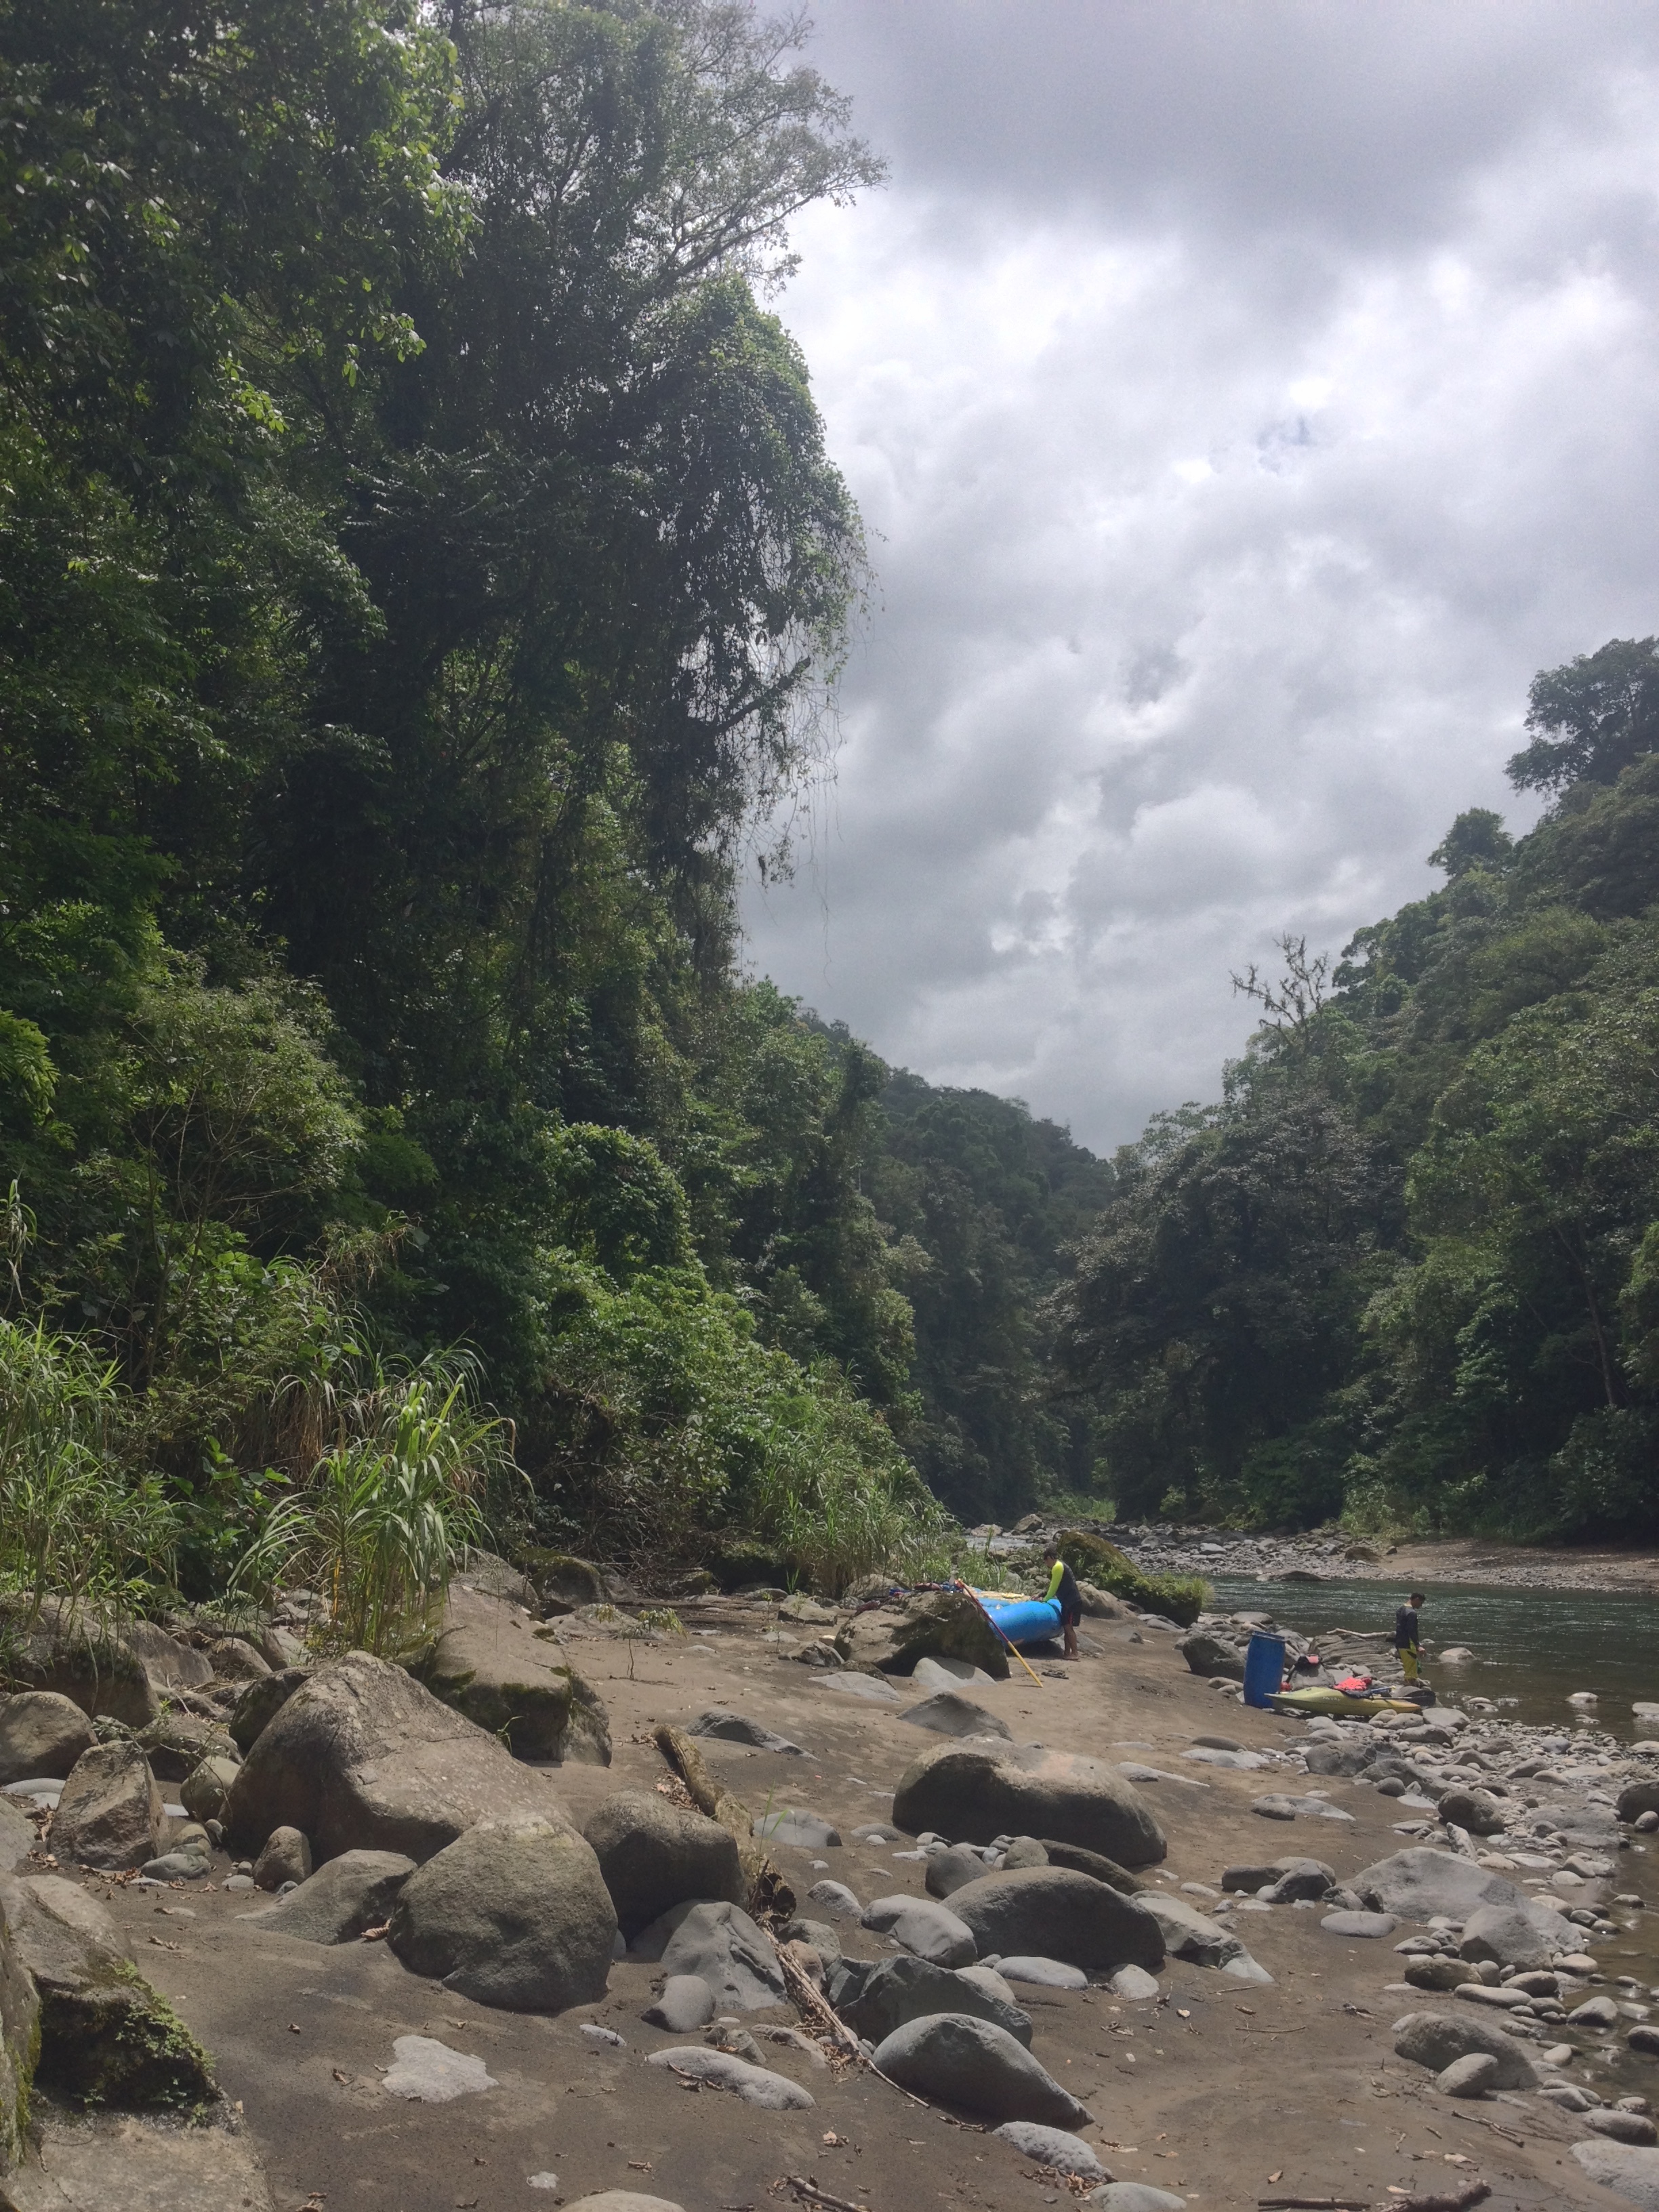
[1099,1524,1659,1597]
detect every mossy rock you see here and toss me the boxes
[1057,1531,1208,1627]
[706,1544,793,1595]
[519,1551,609,1613]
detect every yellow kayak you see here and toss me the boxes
[1269,1687,1424,1718]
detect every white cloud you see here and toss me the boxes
[740,3,1659,1151]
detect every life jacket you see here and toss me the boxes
[1336,1672,1374,1696]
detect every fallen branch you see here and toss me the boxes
[653,1724,793,1908]
[774,1944,863,2066]
[783,2178,869,2212]
[1393,2185,1490,2212]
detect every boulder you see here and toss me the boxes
[133,1713,237,1786]
[647,1901,785,2011]
[1589,2112,1659,2146]
[1391,2009,1540,2089]
[1040,1841,1146,1895]
[643,2046,813,2110]
[999,1957,1088,1989]
[1574,2141,1659,2209]
[1,1872,213,2108]
[1436,2052,1498,2098]
[861,1895,977,1968]
[522,1551,609,1613]
[949,1869,1164,1972]
[1132,1891,1237,1969]
[1354,1847,1538,1923]
[993,2123,1111,2179]
[684,1710,804,1755]
[119,1621,217,1694]
[0,1801,35,1876]
[834,1589,1010,1680]
[0,1613,157,1727]
[224,1652,562,1863]
[899,1693,1012,1742]
[179,1755,241,1824]
[228,1666,309,1755]
[415,1586,611,1764]
[927,1846,992,1899]
[872,2013,1092,2127]
[382,2033,497,2100]
[840,1954,1033,2047]
[1109,1965,1160,2000]
[253,1825,312,1890]
[1405,1957,1481,1992]
[566,2198,686,2212]
[0,1693,96,1785]
[642,1974,716,2031]
[756,1810,841,1850]
[1321,1910,1397,1939]
[894,1740,1166,1868]
[1620,1781,1659,1824]
[1458,1902,1553,1969]
[581,1790,746,1939]
[1086,2192,1185,2212]
[912,1656,998,1692]
[241,1849,415,1942]
[50,1742,162,1871]
[387,1818,615,2012]
[1261,1860,1336,1904]
[1437,1786,1506,1837]
[0,1884,40,2169]
[1176,1630,1244,1681]
[821,1671,901,1702]
[806,1879,861,1920]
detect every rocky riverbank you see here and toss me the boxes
[3,1571,1659,2209]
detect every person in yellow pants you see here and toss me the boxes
[1043,1543,1082,1661]
[1394,1591,1426,1683]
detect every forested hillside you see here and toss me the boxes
[1051,637,1659,1540]
[0,0,1116,1614]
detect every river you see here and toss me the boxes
[1209,1574,1659,1740]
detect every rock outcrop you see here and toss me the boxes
[415,1586,611,1764]
[387,1818,616,2011]
[581,1790,746,1939]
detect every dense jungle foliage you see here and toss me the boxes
[1051,635,1659,1541]
[0,0,1113,1624]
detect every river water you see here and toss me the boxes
[1210,1575,1659,1741]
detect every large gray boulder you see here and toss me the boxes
[1354,1847,1535,1923]
[1574,2141,1659,2209]
[1458,1902,1553,1969]
[894,1740,1166,1867]
[642,1900,785,2011]
[861,1894,977,1968]
[223,1651,562,1863]
[841,1954,1034,2047]
[900,1693,1012,1742]
[1134,1891,1241,1968]
[947,1869,1164,1972]
[242,1849,415,1942]
[872,2013,1092,2127]
[1176,1629,1244,1681]
[835,1589,1011,1680]
[0,1693,96,1784]
[1,1872,213,2108]
[123,1620,214,1693]
[0,1885,37,2173]
[228,1666,309,1755]
[582,1790,746,1939]
[387,1818,615,2011]
[50,1741,162,1871]
[414,1586,611,1764]
[0,1611,157,1727]
[1391,2009,1540,2089]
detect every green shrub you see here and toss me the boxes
[1057,1528,1208,1626]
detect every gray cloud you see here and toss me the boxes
[741,1,1659,1151]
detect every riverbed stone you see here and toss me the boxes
[1391,2009,1540,2088]
[872,2012,1092,2127]
[861,1894,977,1967]
[253,1825,312,1890]
[1085,2191,1186,2212]
[756,1809,841,1849]
[179,1755,241,1824]
[900,1692,1012,1742]
[927,1846,991,1898]
[684,1709,804,1755]
[644,2045,813,2109]
[1354,1847,1541,1923]
[243,1849,415,1942]
[1040,1840,1146,1893]
[1321,1910,1397,1938]
[834,1589,1010,1679]
[894,1740,1166,1867]
[0,1694,96,1784]
[415,1586,611,1764]
[1176,1629,1244,1681]
[0,1614,158,1728]
[1458,1902,1553,1969]
[51,1741,163,1872]
[1133,1891,1237,1969]
[1575,2140,1659,2208]
[227,1668,308,1756]
[642,1975,716,2031]
[225,1652,562,1863]
[991,2123,1111,2180]
[388,1818,616,2011]
[1436,2051,1499,2098]
[843,1954,1033,2045]
[582,1790,746,1939]
[949,1868,1163,1971]
[998,1956,1088,1989]
[132,1715,236,1786]
[1437,1786,1506,1837]
[647,1901,785,2011]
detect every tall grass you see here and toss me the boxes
[232,1353,516,1657]
[0,1317,180,1641]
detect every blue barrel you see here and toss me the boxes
[1243,1632,1287,1708]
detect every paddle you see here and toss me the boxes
[954,1577,1045,1687]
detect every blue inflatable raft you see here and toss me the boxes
[973,1590,1063,1649]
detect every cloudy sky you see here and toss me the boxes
[738,0,1659,1155]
